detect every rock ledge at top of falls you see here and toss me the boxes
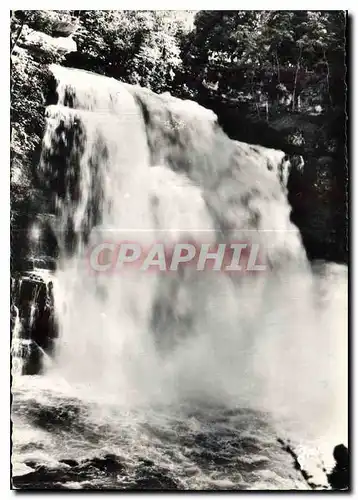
[17,25,77,59]
[17,10,79,38]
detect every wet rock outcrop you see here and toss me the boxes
[327,444,349,491]
[11,270,57,375]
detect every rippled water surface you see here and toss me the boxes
[12,375,337,490]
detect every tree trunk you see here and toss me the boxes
[292,46,302,112]
[251,76,260,118]
[323,50,333,107]
[275,50,280,83]
[11,12,27,56]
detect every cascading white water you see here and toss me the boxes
[11,304,25,376]
[36,65,347,470]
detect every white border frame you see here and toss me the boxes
[1,4,354,498]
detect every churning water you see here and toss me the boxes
[11,66,348,490]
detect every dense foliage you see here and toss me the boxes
[182,11,345,106]
[71,11,190,93]
[10,10,347,264]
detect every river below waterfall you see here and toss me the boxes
[10,380,334,490]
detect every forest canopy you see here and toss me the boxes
[12,10,345,105]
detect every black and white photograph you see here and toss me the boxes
[10,9,348,491]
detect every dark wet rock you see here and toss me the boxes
[277,438,317,489]
[327,444,349,491]
[139,458,155,468]
[11,270,58,374]
[84,455,125,474]
[21,341,43,375]
[130,475,179,490]
[59,459,78,467]
[13,454,126,490]
[24,461,37,469]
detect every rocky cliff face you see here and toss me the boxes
[196,93,347,264]
[11,13,77,271]
[11,13,77,372]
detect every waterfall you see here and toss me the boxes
[11,305,25,376]
[37,65,347,450]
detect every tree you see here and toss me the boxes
[71,10,192,93]
[182,10,346,109]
